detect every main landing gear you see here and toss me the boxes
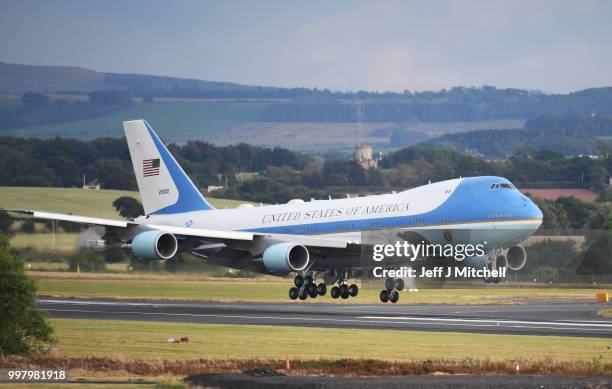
[288,274,327,300]
[330,282,359,300]
[288,273,358,301]
[380,277,404,303]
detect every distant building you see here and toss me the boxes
[207,185,224,193]
[82,179,101,190]
[234,172,260,182]
[354,143,378,169]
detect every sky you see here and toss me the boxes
[1,0,612,93]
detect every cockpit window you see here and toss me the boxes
[490,182,515,190]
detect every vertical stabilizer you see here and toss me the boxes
[123,120,215,215]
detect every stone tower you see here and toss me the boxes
[354,143,378,169]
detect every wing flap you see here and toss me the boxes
[262,233,348,248]
[146,224,254,241]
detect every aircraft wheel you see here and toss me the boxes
[492,277,500,284]
[394,278,405,291]
[289,287,299,300]
[484,277,491,284]
[385,277,395,291]
[380,289,390,303]
[317,283,327,296]
[308,283,318,298]
[390,290,399,303]
[304,275,314,285]
[331,286,340,299]
[348,284,359,297]
[294,275,304,288]
[340,284,350,299]
[298,288,308,300]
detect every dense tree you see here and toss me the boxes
[0,235,53,355]
[0,211,13,236]
[524,239,580,272]
[113,196,144,219]
[576,231,612,275]
[426,114,612,159]
[0,136,312,192]
[555,197,596,230]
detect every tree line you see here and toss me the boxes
[261,87,612,123]
[0,134,610,199]
[425,114,612,158]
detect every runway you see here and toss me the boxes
[37,297,612,337]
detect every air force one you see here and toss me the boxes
[9,120,543,303]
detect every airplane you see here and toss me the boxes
[7,120,543,303]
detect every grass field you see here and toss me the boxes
[1,318,609,387]
[47,318,612,362]
[31,271,605,304]
[0,186,250,218]
[0,187,143,218]
[25,262,129,272]
[11,232,81,251]
[6,101,269,141]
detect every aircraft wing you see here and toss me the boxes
[148,225,348,248]
[146,224,254,241]
[5,209,349,248]
[5,209,130,228]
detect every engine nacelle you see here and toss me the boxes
[506,245,526,271]
[132,230,178,260]
[262,242,310,273]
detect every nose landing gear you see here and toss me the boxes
[484,253,502,284]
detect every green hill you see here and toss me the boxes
[0,61,267,94]
[6,101,269,141]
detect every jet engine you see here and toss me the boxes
[262,242,310,273]
[506,245,526,271]
[131,230,178,260]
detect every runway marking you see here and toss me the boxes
[40,308,612,334]
[358,316,612,328]
[38,298,292,311]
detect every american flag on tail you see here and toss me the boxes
[143,158,160,177]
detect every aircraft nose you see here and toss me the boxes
[524,196,543,225]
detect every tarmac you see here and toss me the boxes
[37,296,612,337]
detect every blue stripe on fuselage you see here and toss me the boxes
[241,176,543,235]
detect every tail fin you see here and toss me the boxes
[123,119,215,215]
